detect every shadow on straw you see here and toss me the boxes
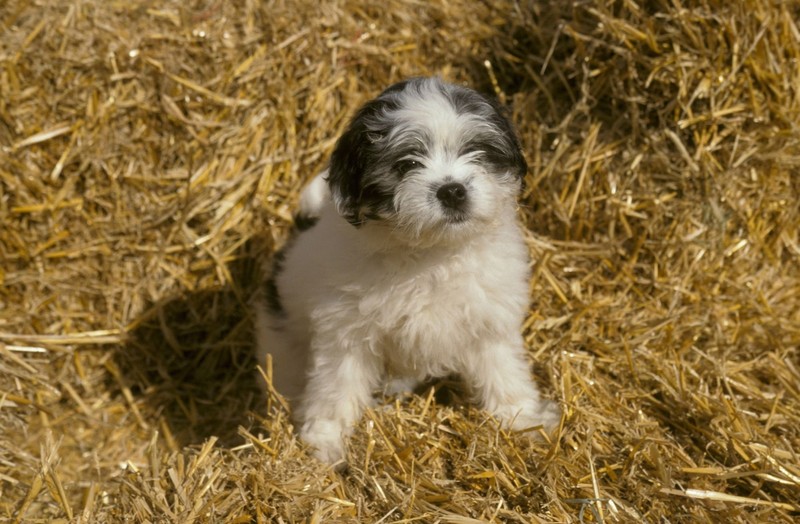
[114,238,269,449]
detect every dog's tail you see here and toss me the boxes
[294,170,330,230]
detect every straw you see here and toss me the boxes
[1,0,798,521]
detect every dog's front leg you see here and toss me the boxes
[298,344,382,464]
[464,340,561,434]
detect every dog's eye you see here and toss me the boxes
[394,159,421,175]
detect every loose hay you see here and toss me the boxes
[1,0,799,522]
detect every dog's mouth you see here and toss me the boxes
[442,209,470,224]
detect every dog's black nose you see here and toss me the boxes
[436,182,468,210]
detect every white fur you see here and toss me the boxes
[255,78,560,464]
[297,170,330,216]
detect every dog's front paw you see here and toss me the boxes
[301,418,348,465]
[497,398,561,434]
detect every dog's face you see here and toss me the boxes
[327,77,527,244]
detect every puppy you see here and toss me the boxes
[255,77,560,464]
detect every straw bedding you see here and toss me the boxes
[1,0,798,521]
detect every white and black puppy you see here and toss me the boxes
[255,77,560,464]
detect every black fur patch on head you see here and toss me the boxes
[447,86,528,180]
[327,83,406,226]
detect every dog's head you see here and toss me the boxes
[327,77,527,243]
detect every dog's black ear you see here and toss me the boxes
[486,97,528,181]
[328,86,403,226]
[463,92,527,182]
[327,105,373,226]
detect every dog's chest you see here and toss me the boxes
[353,249,524,374]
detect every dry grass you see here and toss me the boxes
[1,0,799,522]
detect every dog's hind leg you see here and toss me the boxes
[253,303,309,403]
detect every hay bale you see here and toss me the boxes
[1,0,798,521]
